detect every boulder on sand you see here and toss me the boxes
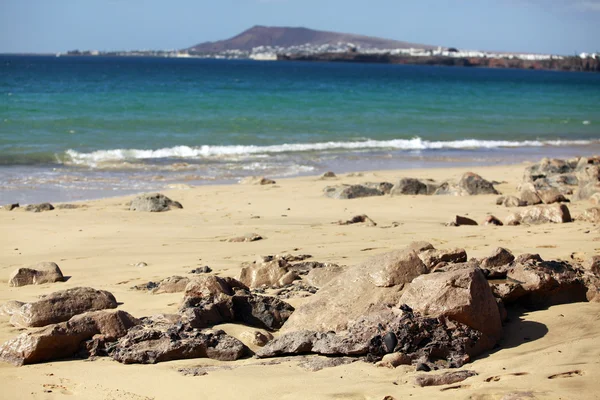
[237,257,299,289]
[129,193,182,212]
[323,184,386,199]
[9,287,118,328]
[400,267,502,351]
[505,204,572,225]
[0,310,139,366]
[457,172,499,195]
[8,262,64,287]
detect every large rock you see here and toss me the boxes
[129,193,182,212]
[8,262,64,287]
[505,204,572,225]
[10,287,118,328]
[457,172,499,195]
[0,310,139,366]
[538,188,568,204]
[323,184,385,199]
[573,162,600,201]
[109,320,246,364]
[282,245,430,334]
[519,188,542,206]
[367,250,429,287]
[400,267,502,350]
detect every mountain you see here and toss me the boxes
[187,26,437,53]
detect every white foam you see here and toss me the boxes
[63,137,597,166]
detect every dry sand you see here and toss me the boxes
[0,162,599,399]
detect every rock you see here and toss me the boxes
[376,352,412,368]
[227,233,263,243]
[414,370,478,387]
[238,258,299,289]
[458,172,499,195]
[573,164,600,201]
[582,207,600,223]
[109,323,246,364]
[2,203,19,211]
[240,330,273,347]
[519,189,542,206]
[506,260,588,308]
[390,178,432,195]
[320,171,337,179]
[190,266,212,274]
[152,276,191,294]
[323,184,385,199]
[0,310,139,366]
[0,301,25,316]
[496,196,505,205]
[366,250,429,287]
[297,356,357,372]
[484,215,504,226]
[134,262,148,268]
[180,276,294,331]
[491,283,527,304]
[337,214,377,226]
[260,307,484,369]
[538,188,568,204]
[480,248,515,269]
[590,193,600,205]
[584,256,600,275]
[505,204,572,225]
[129,193,182,212]
[24,203,54,212]
[406,241,435,253]
[239,176,276,185]
[363,182,394,195]
[400,267,502,351]
[9,287,118,328]
[303,264,346,288]
[8,262,64,287]
[503,196,526,208]
[55,204,85,210]
[446,216,478,226]
[418,248,467,269]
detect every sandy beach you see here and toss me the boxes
[1,161,599,400]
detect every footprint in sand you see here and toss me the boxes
[485,372,529,382]
[548,370,583,379]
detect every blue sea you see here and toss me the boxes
[1,55,600,204]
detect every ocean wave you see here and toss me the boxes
[62,138,597,166]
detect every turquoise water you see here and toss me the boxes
[1,55,599,203]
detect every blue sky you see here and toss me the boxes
[1,0,599,54]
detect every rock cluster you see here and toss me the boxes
[325,172,499,200]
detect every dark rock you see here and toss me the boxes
[458,172,499,195]
[390,178,430,195]
[414,370,477,387]
[363,182,394,195]
[9,287,118,328]
[191,266,212,274]
[337,214,377,226]
[8,262,64,287]
[480,248,515,269]
[25,203,54,212]
[2,203,19,211]
[483,215,503,226]
[320,171,337,179]
[446,216,478,226]
[109,322,246,364]
[0,310,139,366]
[129,193,182,212]
[323,184,385,199]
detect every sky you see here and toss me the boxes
[1,0,599,55]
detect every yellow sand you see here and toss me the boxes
[0,162,599,399]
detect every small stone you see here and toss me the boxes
[376,352,412,368]
[228,233,263,243]
[414,370,478,387]
[446,216,478,226]
[484,215,503,226]
[337,214,377,227]
[191,266,212,274]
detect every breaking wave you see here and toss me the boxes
[62,137,597,166]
